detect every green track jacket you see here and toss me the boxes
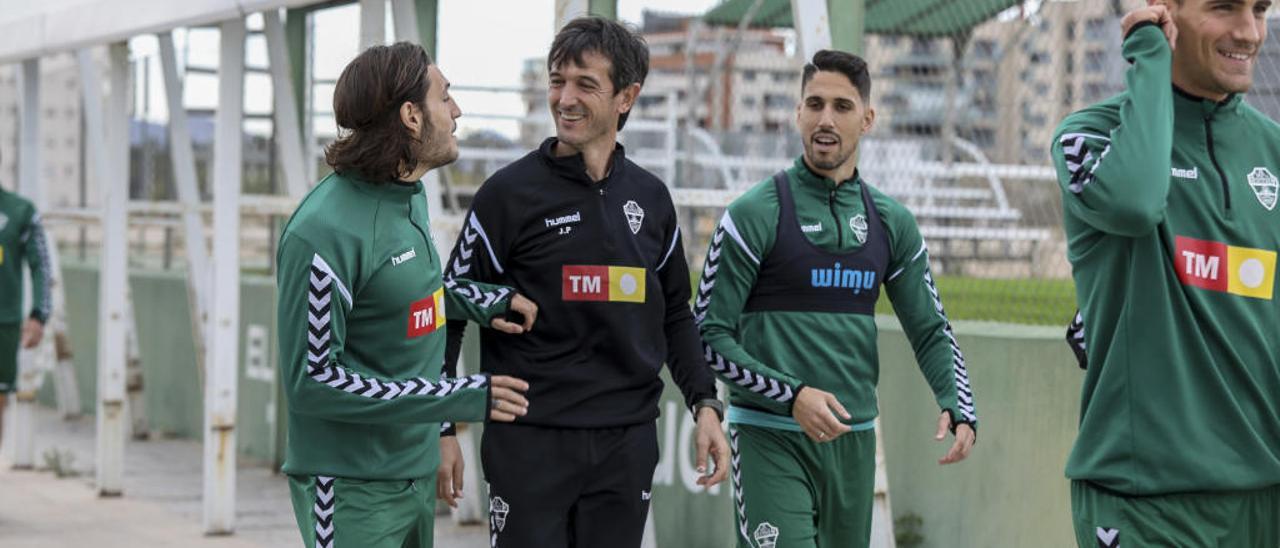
[276,172,514,479]
[1053,23,1280,495]
[0,185,50,325]
[695,157,976,430]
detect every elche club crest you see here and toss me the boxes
[1247,167,1278,211]
[849,214,868,244]
[752,522,779,548]
[623,200,645,234]
[490,496,510,532]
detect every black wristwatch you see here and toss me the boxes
[693,398,725,422]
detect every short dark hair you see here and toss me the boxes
[548,16,649,131]
[325,42,433,182]
[801,49,872,103]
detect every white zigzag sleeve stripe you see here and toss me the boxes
[695,224,796,405]
[444,215,512,309]
[468,213,504,274]
[1059,133,1112,195]
[310,254,354,308]
[305,253,489,401]
[922,268,977,423]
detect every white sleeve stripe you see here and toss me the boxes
[888,243,926,282]
[468,213,504,275]
[656,227,681,271]
[310,254,354,307]
[719,212,760,265]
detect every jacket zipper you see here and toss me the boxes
[597,185,615,252]
[829,188,844,247]
[407,200,436,267]
[1204,113,1231,211]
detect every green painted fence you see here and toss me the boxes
[46,263,1084,547]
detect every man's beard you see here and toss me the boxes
[415,116,457,172]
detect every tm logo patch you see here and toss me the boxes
[1176,236,1276,300]
[562,265,646,302]
[406,287,445,338]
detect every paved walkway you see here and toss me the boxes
[0,405,488,547]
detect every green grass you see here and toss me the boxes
[693,273,1077,327]
[876,276,1077,326]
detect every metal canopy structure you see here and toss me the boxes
[703,0,1023,37]
[0,0,316,65]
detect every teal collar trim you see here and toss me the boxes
[727,405,876,432]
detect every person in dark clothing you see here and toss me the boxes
[439,16,728,548]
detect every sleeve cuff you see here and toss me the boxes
[28,311,47,324]
[945,408,977,436]
[786,383,808,413]
[484,293,515,325]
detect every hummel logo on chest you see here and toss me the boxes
[1171,166,1198,180]
[545,211,582,228]
[801,223,823,233]
[391,247,417,266]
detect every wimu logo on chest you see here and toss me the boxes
[811,262,876,294]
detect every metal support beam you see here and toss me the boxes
[203,16,245,535]
[9,59,42,469]
[414,0,438,57]
[284,8,309,126]
[157,32,213,390]
[555,0,589,29]
[360,0,387,49]
[17,60,41,205]
[791,0,832,60]
[285,8,316,183]
[21,58,81,422]
[588,0,617,19]
[263,10,312,198]
[391,0,418,45]
[828,0,866,56]
[79,43,130,497]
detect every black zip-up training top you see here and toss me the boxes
[444,137,716,428]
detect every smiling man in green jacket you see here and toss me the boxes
[276,42,535,548]
[1052,1,1280,546]
[695,49,976,548]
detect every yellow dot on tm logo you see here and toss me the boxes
[1240,258,1266,289]
[619,273,638,295]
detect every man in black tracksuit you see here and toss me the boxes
[439,17,729,548]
